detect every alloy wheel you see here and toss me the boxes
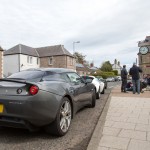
[60,100,72,133]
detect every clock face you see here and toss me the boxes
[139,47,149,54]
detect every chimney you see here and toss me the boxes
[0,46,4,78]
[90,62,94,68]
[114,59,117,64]
[118,61,120,66]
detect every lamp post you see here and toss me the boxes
[73,41,80,54]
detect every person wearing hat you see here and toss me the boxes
[129,63,142,94]
[121,65,128,92]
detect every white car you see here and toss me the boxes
[106,77,115,82]
[82,75,105,99]
[117,76,121,81]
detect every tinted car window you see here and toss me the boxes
[42,72,65,81]
[61,73,71,82]
[8,70,45,82]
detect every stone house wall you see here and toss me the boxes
[40,55,76,70]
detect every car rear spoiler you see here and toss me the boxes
[0,78,36,86]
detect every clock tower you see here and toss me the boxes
[138,36,150,75]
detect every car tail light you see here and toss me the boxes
[29,85,39,95]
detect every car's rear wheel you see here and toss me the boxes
[45,97,72,136]
[105,83,107,89]
[96,87,101,99]
[90,89,96,108]
[101,87,105,94]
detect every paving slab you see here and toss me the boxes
[128,139,150,150]
[87,85,150,150]
[118,129,146,140]
[99,135,130,150]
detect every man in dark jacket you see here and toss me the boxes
[129,63,142,94]
[121,65,128,92]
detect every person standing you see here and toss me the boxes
[129,63,142,94]
[121,65,128,92]
[147,74,150,86]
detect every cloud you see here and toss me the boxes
[0,0,150,67]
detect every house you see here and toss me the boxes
[76,63,91,75]
[3,44,75,77]
[0,46,4,78]
[112,59,122,75]
[36,45,75,70]
[4,44,39,77]
[89,62,99,74]
[76,61,98,76]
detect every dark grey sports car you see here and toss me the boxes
[0,68,96,136]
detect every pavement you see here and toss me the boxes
[87,85,150,150]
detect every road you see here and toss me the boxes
[0,81,121,150]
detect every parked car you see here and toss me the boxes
[0,68,97,136]
[106,77,115,82]
[113,76,121,81]
[116,76,121,81]
[82,75,105,98]
[97,77,107,89]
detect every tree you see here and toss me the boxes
[112,70,118,76]
[100,61,112,72]
[73,52,86,64]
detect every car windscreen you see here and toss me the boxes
[7,70,45,82]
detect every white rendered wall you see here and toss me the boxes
[3,54,19,77]
[112,64,121,74]
[4,54,40,77]
[20,54,40,71]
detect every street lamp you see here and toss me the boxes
[73,41,80,54]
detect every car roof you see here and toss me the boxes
[26,68,76,73]
[82,75,97,80]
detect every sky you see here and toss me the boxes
[0,0,150,70]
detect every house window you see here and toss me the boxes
[30,57,32,64]
[49,57,53,65]
[27,56,29,63]
[27,56,33,64]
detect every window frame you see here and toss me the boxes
[27,56,33,64]
[49,56,53,65]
